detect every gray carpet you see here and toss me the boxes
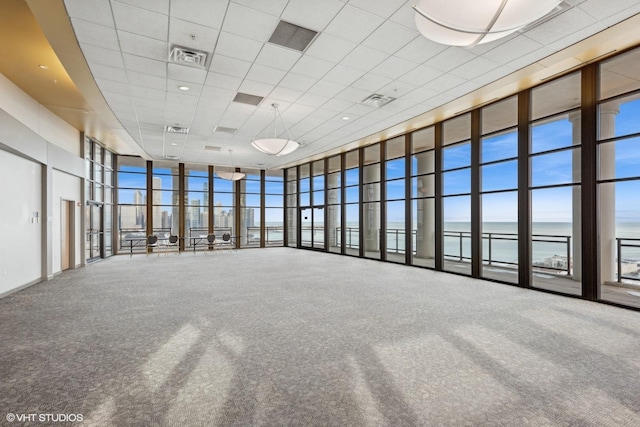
[1,248,639,426]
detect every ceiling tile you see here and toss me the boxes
[334,86,372,103]
[371,56,418,80]
[324,5,385,44]
[222,3,279,43]
[398,85,439,104]
[351,73,393,92]
[116,0,169,15]
[307,80,347,98]
[169,18,219,52]
[245,64,287,85]
[305,33,357,63]
[199,86,237,105]
[378,80,417,98]
[322,98,356,112]
[204,72,243,90]
[167,79,203,94]
[423,73,467,93]
[214,32,263,63]
[117,31,168,62]
[80,43,124,68]
[230,0,288,16]
[112,2,168,41]
[348,0,407,19]
[94,79,130,95]
[270,87,304,103]
[238,79,275,97]
[296,93,330,108]
[388,0,416,29]
[127,70,167,90]
[90,63,128,83]
[209,55,252,79]
[525,7,597,46]
[482,35,544,64]
[424,47,477,73]
[281,0,345,31]
[168,63,208,84]
[255,44,302,71]
[65,0,115,27]
[394,36,448,64]
[362,20,418,55]
[71,19,120,51]
[449,56,502,81]
[323,65,364,86]
[340,45,388,72]
[122,54,166,78]
[289,56,334,79]
[170,0,227,29]
[397,64,440,86]
[279,73,318,92]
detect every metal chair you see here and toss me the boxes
[146,235,159,256]
[206,234,216,254]
[164,234,179,255]
[220,233,235,253]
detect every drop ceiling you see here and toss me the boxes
[12,0,640,170]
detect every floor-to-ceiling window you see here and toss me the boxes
[85,138,114,260]
[152,163,180,240]
[411,127,436,268]
[240,169,261,248]
[529,72,582,296]
[185,164,209,247]
[213,170,235,238]
[345,150,360,256]
[480,96,519,284]
[311,160,325,250]
[598,49,640,309]
[363,144,381,259]
[116,156,147,254]
[442,113,472,275]
[265,170,284,247]
[327,155,341,254]
[299,164,311,248]
[385,136,406,263]
[286,167,297,248]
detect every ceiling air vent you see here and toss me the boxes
[361,94,396,108]
[268,20,318,52]
[164,125,190,134]
[214,126,238,135]
[164,155,180,160]
[169,45,209,68]
[233,92,264,106]
[203,145,222,152]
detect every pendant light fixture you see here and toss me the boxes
[413,0,561,48]
[251,103,299,156]
[215,150,245,181]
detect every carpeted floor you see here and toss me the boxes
[1,248,639,426]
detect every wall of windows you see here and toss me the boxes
[284,46,640,310]
[265,170,284,247]
[86,138,115,261]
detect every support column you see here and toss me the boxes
[415,153,435,260]
[599,104,619,283]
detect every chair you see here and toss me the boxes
[146,235,159,256]
[219,233,234,253]
[206,234,216,254]
[164,234,179,255]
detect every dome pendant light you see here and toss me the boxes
[413,0,561,47]
[215,150,246,181]
[251,103,299,156]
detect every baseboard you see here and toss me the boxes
[0,278,42,300]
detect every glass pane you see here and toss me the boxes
[312,207,324,249]
[386,136,405,160]
[345,150,359,170]
[363,201,380,259]
[531,72,580,120]
[482,160,518,192]
[265,195,283,208]
[214,178,233,192]
[412,127,435,153]
[346,186,359,203]
[386,200,405,262]
[152,206,177,234]
[598,180,640,308]
[482,96,517,134]
[213,206,234,235]
[599,48,640,100]
[187,205,208,231]
[312,190,324,205]
[287,207,297,246]
[386,158,405,180]
[386,179,405,201]
[242,194,260,207]
[481,191,518,284]
[265,181,283,194]
[363,144,380,165]
[328,155,341,173]
[118,171,146,189]
[299,164,310,179]
[313,174,325,191]
[327,172,341,189]
[443,113,470,146]
[443,169,471,195]
[242,180,260,193]
[214,193,233,206]
[299,177,310,192]
[241,207,260,247]
[531,186,580,295]
[265,169,283,181]
[118,189,146,204]
[327,188,341,205]
[363,164,380,184]
[412,198,435,268]
[599,137,640,181]
[443,195,471,275]
[152,189,179,206]
[482,130,517,163]
[412,151,435,175]
[443,142,471,170]
[364,182,380,202]
[345,168,359,186]
[599,94,640,140]
[345,204,360,256]
[327,204,341,253]
[117,205,146,232]
[313,160,325,176]
[287,167,297,181]
[265,208,284,246]
[531,115,576,153]
[531,148,580,187]
[412,175,435,198]
[300,192,310,206]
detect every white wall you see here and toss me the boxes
[0,150,42,294]
[52,170,82,274]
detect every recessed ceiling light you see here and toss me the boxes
[178,85,190,91]
[170,143,178,146]
[38,64,49,69]
[342,116,350,120]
